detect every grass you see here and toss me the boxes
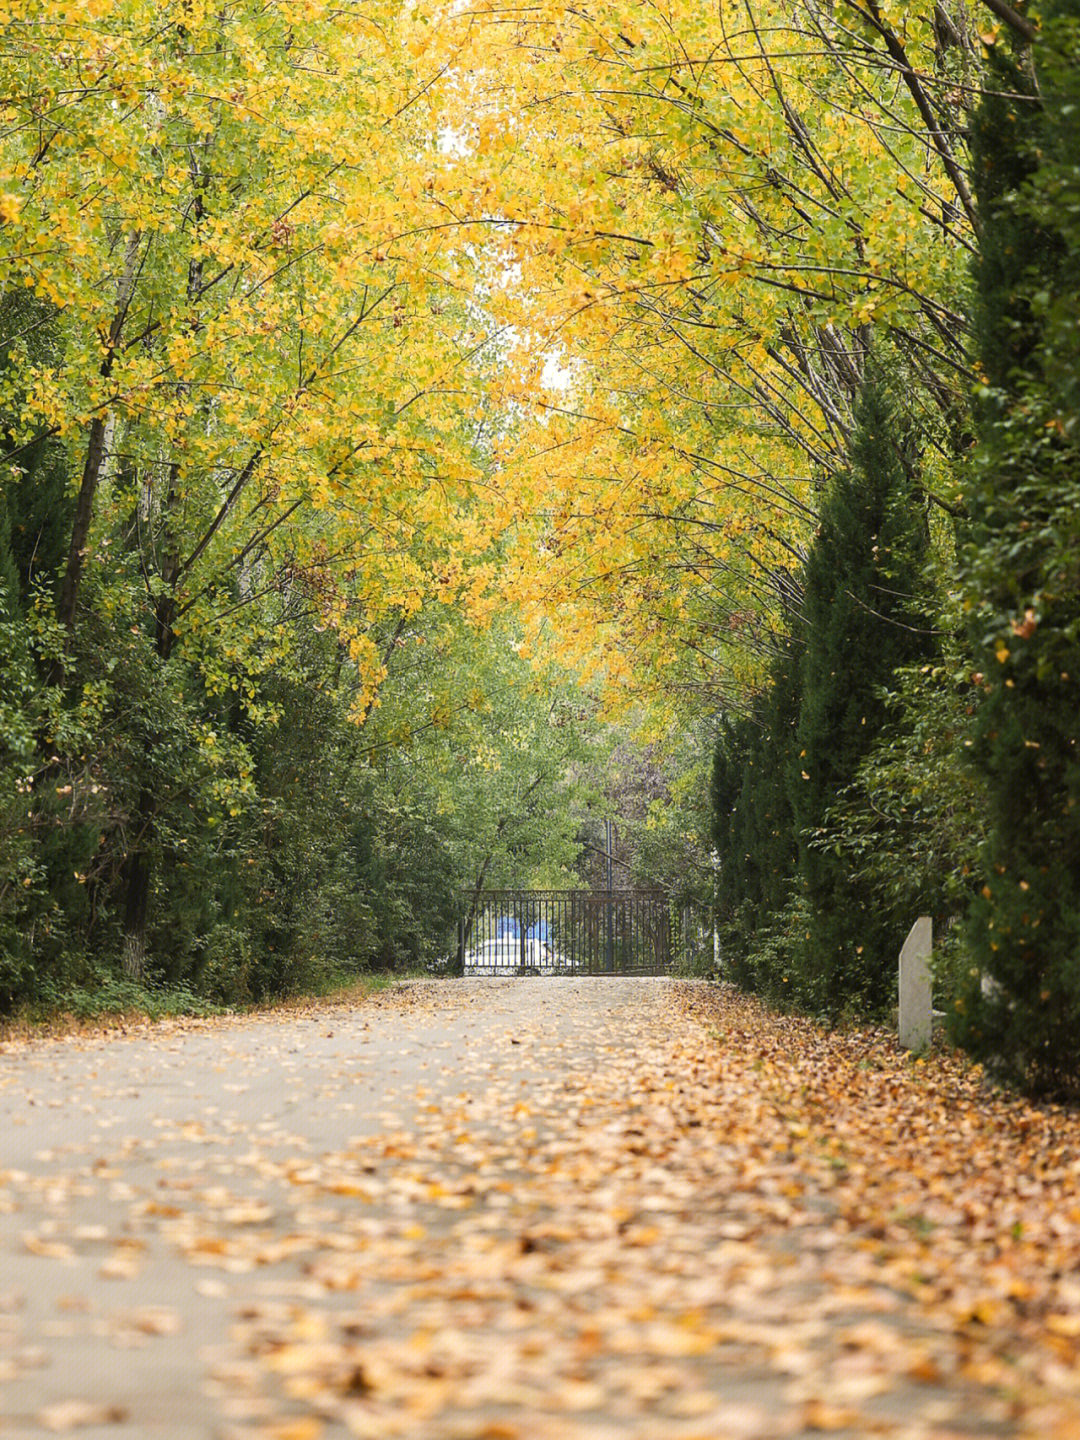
[0,969,400,1045]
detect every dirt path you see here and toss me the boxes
[2,979,1078,1439]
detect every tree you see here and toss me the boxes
[954,6,1080,1096]
[790,367,935,1014]
[0,0,514,997]
[415,0,976,715]
[711,629,801,993]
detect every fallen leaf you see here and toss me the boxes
[37,1400,128,1431]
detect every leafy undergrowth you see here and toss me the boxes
[0,971,394,1044]
[684,985,1080,1435]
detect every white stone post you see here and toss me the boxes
[899,916,933,1051]
[710,848,721,976]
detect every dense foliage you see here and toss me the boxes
[693,4,1079,1092]
[711,371,936,1016]
[791,373,936,1013]
[952,1,1080,1094]
[0,0,659,1014]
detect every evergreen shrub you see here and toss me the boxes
[954,10,1080,1096]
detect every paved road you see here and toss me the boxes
[1,980,1016,1439]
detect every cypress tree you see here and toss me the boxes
[955,9,1080,1096]
[711,716,752,955]
[748,631,802,935]
[711,624,801,990]
[791,367,934,1014]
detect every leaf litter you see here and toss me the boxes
[4,979,1080,1437]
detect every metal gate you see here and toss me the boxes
[458,890,674,976]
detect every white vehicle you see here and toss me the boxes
[461,926,576,975]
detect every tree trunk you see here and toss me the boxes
[462,852,496,958]
[154,462,181,662]
[55,415,108,637]
[119,463,182,975]
[53,232,143,658]
[120,822,152,981]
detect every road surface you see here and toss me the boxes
[1,979,1024,1438]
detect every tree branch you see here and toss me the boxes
[978,0,1038,43]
